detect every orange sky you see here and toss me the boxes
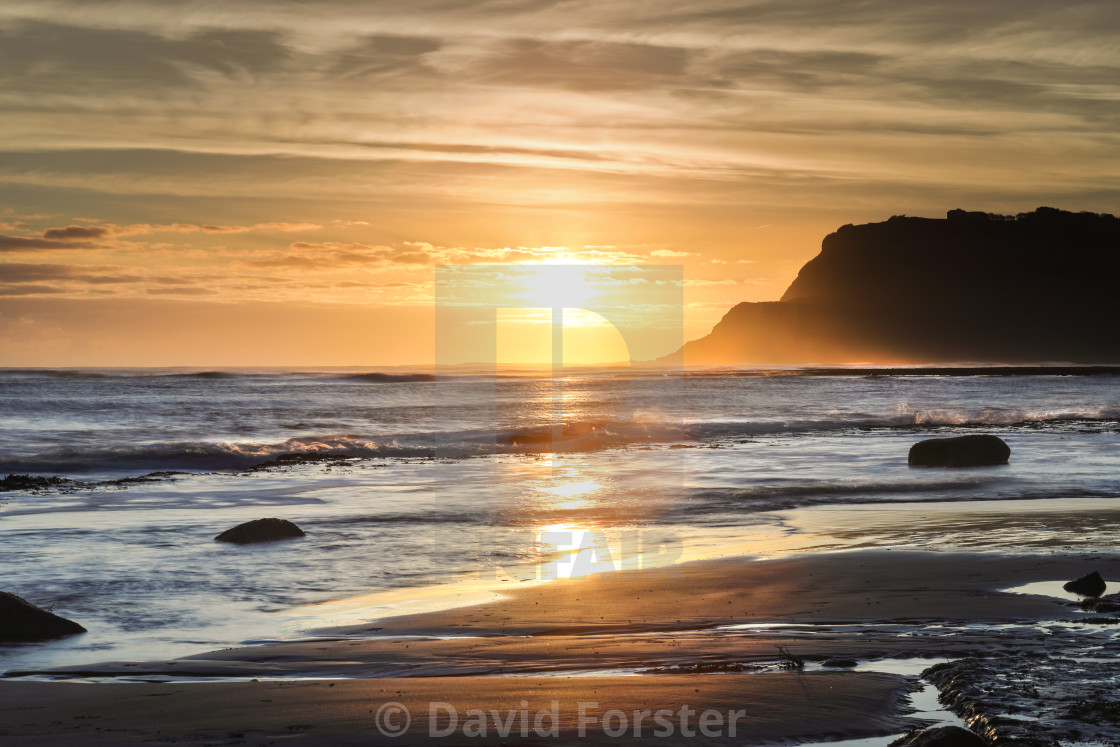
[3,1,1120,365]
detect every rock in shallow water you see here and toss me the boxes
[215,518,306,545]
[908,435,1010,467]
[821,657,858,668]
[0,592,87,643]
[1064,570,1107,598]
[0,474,69,491]
[890,725,986,747]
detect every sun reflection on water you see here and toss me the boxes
[536,479,602,509]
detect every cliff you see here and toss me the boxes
[680,207,1120,365]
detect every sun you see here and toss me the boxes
[518,265,596,309]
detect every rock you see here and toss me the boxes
[890,725,987,747]
[821,657,858,668]
[215,518,306,545]
[1078,595,1120,613]
[675,207,1120,366]
[1063,570,1107,598]
[908,435,1010,467]
[0,592,87,643]
[0,474,69,491]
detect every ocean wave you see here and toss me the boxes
[0,436,412,475]
[690,408,1120,440]
[157,371,244,379]
[0,369,108,378]
[2,402,1116,477]
[887,404,1120,427]
[336,373,436,383]
[0,417,685,476]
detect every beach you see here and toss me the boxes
[2,369,1120,744]
[4,547,1120,744]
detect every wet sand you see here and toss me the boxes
[0,673,911,745]
[3,549,1118,744]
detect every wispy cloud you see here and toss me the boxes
[3,0,1120,362]
[0,235,101,251]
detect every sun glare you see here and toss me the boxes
[519,265,596,309]
[537,479,603,510]
[496,308,631,366]
[537,523,619,579]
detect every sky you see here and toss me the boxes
[2,0,1120,366]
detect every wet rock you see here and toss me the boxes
[908,435,1010,468]
[924,655,1120,745]
[1063,570,1106,598]
[248,453,351,471]
[889,725,986,747]
[0,474,70,491]
[821,657,858,668]
[215,518,306,545]
[0,592,87,643]
[1078,593,1120,613]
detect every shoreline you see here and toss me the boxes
[7,493,1120,675]
[4,548,1118,744]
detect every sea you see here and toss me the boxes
[1,367,1119,674]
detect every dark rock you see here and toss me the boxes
[674,207,1120,365]
[248,453,350,471]
[1064,570,1107,598]
[821,657,858,668]
[0,592,87,643]
[1078,593,1120,612]
[0,474,69,491]
[908,435,1010,467]
[889,725,986,747]
[215,518,306,545]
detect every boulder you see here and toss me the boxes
[890,725,986,747]
[821,657,858,668]
[0,592,87,643]
[908,435,1010,467]
[215,518,306,545]
[1063,570,1106,598]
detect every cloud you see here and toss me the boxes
[285,241,434,265]
[33,221,322,240]
[473,38,693,91]
[4,0,1120,328]
[0,283,68,296]
[199,222,322,234]
[146,287,219,296]
[42,225,114,240]
[0,21,292,94]
[0,261,167,296]
[683,278,739,286]
[0,234,100,251]
[328,33,443,82]
[0,262,133,283]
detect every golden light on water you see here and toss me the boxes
[537,479,603,510]
[537,523,622,580]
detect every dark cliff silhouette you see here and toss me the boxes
[679,207,1120,365]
